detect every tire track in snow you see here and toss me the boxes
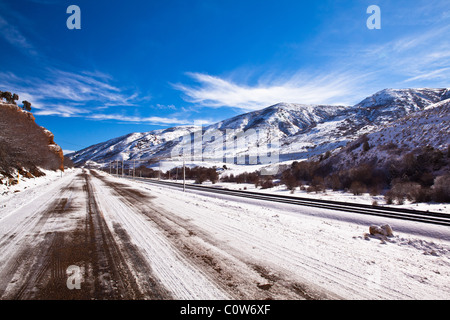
[80,171,171,299]
[90,171,231,299]
[0,171,172,300]
[0,175,80,299]
[91,170,328,300]
[125,174,415,299]
[168,188,415,299]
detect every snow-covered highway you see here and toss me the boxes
[0,169,449,300]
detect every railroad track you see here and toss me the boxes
[125,176,450,227]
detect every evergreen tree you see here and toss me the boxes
[2,91,12,103]
[362,140,370,152]
[12,93,19,105]
[22,100,32,111]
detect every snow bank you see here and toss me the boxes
[0,168,76,216]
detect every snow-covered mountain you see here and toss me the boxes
[71,125,200,164]
[207,103,347,135]
[282,88,450,160]
[353,88,450,122]
[323,97,450,172]
[69,88,450,167]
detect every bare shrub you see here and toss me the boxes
[350,181,366,195]
[379,142,398,151]
[326,173,342,191]
[221,171,259,185]
[362,140,370,152]
[260,177,274,189]
[385,194,393,205]
[290,160,319,182]
[432,174,450,203]
[308,175,325,193]
[195,173,207,184]
[346,134,369,153]
[386,181,422,204]
[281,169,298,191]
[412,186,432,203]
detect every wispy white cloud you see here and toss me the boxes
[87,113,189,125]
[0,68,148,115]
[34,69,138,105]
[360,24,450,86]
[0,14,37,56]
[0,10,178,126]
[173,15,450,112]
[404,67,450,83]
[32,104,91,117]
[0,69,191,126]
[173,71,365,111]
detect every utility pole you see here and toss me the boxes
[122,160,124,178]
[133,159,135,179]
[183,159,186,192]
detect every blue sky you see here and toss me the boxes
[0,0,449,153]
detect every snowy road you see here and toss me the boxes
[0,169,449,300]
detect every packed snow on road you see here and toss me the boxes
[0,168,449,300]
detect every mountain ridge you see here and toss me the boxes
[69,87,450,167]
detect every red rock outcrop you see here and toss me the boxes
[0,103,64,175]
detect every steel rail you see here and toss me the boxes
[127,177,450,227]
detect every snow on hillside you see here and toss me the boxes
[327,98,450,170]
[354,88,450,116]
[369,98,450,152]
[69,125,200,164]
[207,103,347,135]
[70,103,350,166]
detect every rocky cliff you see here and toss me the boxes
[0,102,64,180]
